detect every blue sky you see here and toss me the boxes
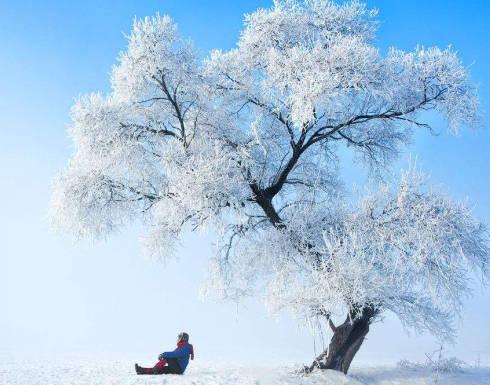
[1,0,489,367]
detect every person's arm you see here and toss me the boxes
[191,345,194,360]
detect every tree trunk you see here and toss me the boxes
[306,306,377,374]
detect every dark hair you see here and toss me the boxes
[178,332,189,343]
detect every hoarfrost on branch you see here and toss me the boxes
[51,1,487,342]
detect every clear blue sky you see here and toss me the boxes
[1,0,489,367]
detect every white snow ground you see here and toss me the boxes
[1,361,489,385]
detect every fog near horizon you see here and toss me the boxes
[1,0,490,368]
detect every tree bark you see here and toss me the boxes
[305,306,377,374]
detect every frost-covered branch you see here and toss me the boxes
[206,169,489,341]
[51,2,485,364]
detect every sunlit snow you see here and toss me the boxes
[1,361,489,385]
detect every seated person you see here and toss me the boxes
[135,332,194,375]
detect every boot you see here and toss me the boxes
[135,363,157,375]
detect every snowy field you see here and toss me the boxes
[1,361,489,385]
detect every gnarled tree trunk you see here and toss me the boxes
[306,306,377,374]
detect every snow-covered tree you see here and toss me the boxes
[206,168,489,372]
[51,1,488,373]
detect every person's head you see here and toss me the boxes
[177,332,189,344]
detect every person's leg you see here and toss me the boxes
[135,364,155,374]
[154,360,167,371]
[135,360,167,375]
[160,358,183,375]
[136,358,183,375]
